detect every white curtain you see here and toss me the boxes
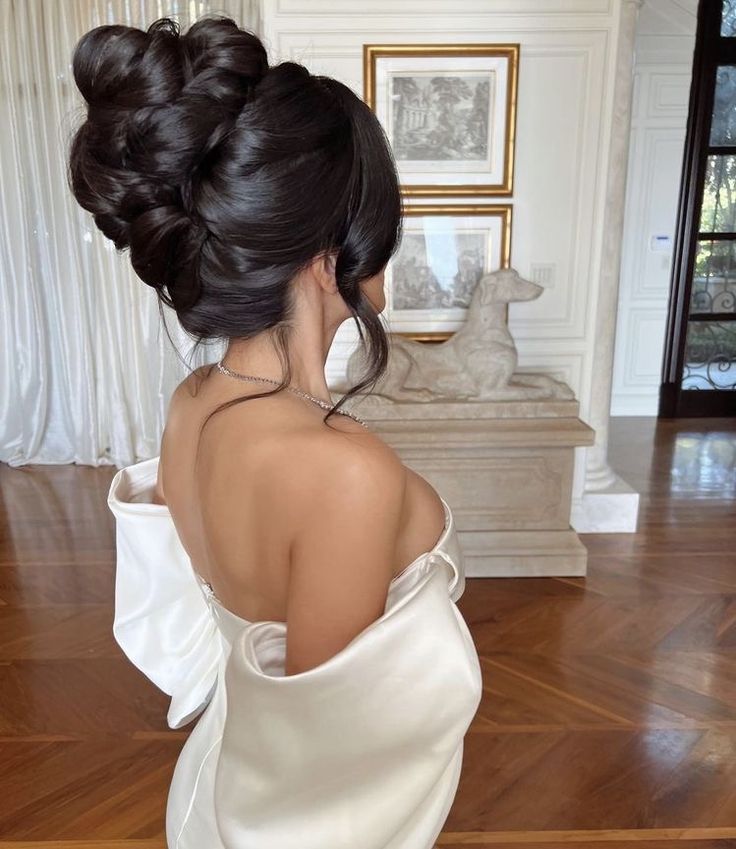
[0,0,262,468]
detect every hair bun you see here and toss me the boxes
[181,17,268,94]
[72,16,267,110]
[69,15,269,305]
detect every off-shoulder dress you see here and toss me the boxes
[107,454,482,849]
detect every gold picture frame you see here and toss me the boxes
[387,203,513,342]
[364,43,519,197]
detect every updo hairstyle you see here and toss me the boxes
[68,16,403,430]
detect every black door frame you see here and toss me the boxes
[660,0,736,417]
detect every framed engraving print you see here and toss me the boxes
[363,44,519,197]
[385,204,512,341]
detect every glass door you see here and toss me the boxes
[660,0,736,416]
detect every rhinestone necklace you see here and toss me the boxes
[215,359,369,428]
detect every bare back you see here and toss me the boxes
[157,366,447,626]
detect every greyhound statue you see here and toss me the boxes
[346,267,574,402]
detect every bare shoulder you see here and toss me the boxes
[281,423,408,676]
[282,413,405,496]
[170,364,215,405]
[163,366,215,436]
[157,367,214,491]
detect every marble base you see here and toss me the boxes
[462,528,588,577]
[571,474,640,533]
[344,394,582,421]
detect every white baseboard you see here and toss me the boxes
[610,394,659,416]
[571,474,640,533]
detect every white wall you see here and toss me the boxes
[260,0,626,500]
[610,0,697,415]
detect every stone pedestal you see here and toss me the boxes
[335,394,595,578]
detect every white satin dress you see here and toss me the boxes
[107,454,482,849]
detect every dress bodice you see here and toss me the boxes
[107,454,482,849]
[108,455,469,701]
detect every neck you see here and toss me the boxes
[219,321,340,404]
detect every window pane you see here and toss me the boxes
[711,66,736,145]
[691,240,736,313]
[723,0,736,36]
[700,155,736,232]
[681,321,736,389]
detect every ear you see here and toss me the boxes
[312,250,338,293]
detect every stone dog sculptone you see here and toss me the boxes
[347,267,574,402]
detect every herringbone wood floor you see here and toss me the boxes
[0,417,734,848]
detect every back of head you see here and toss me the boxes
[68,16,402,404]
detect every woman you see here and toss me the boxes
[69,15,482,849]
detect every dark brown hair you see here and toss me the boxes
[67,15,403,431]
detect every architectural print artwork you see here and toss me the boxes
[364,44,519,196]
[392,74,491,164]
[385,204,512,340]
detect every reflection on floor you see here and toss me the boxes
[0,416,734,847]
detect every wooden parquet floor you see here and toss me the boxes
[0,417,734,848]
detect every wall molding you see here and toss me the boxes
[611,15,695,417]
[275,0,614,17]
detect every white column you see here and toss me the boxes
[572,0,643,533]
